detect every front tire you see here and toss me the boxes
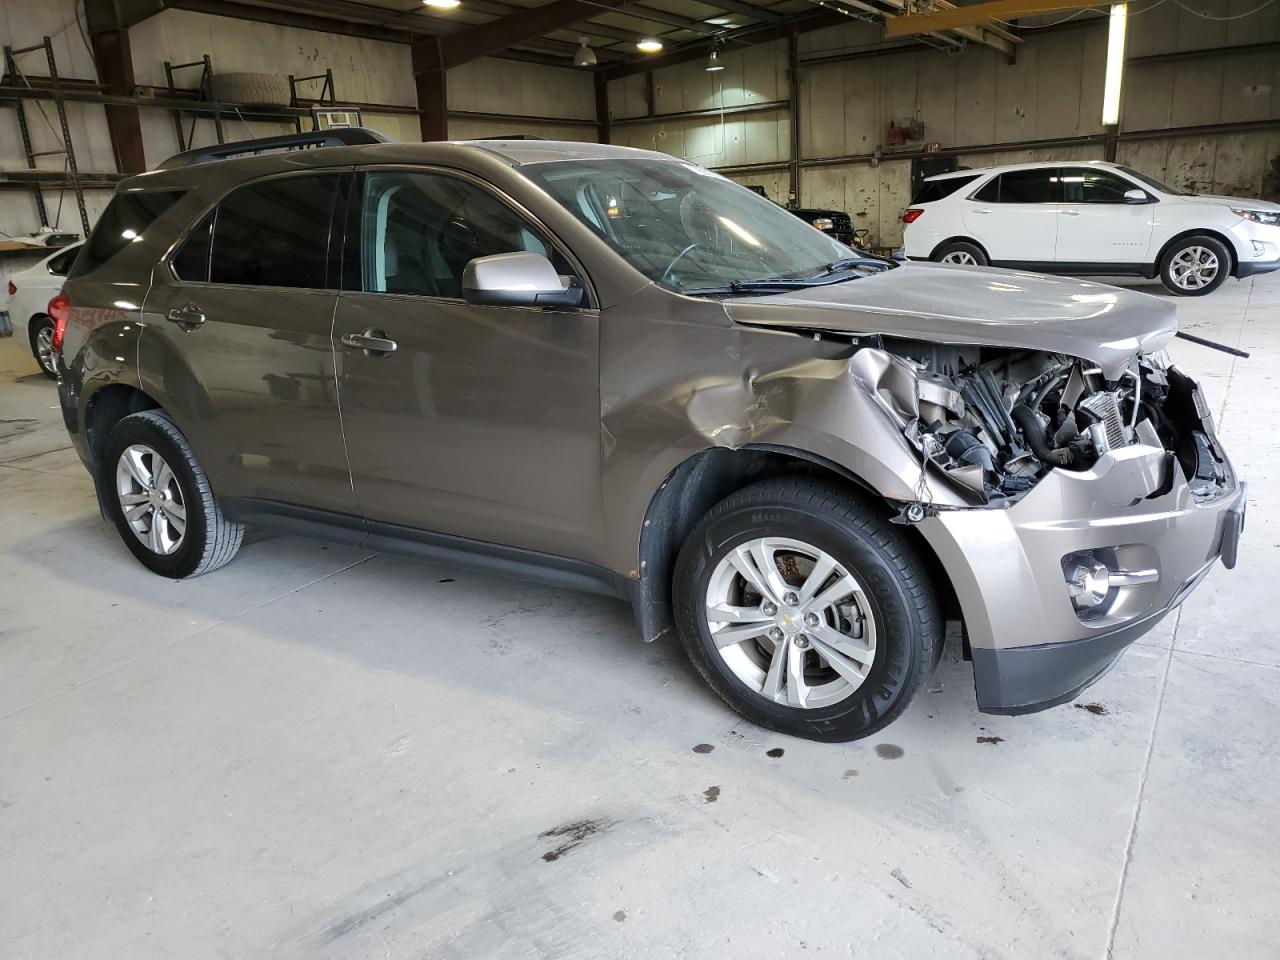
[673,478,942,742]
[1160,235,1230,296]
[932,240,988,267]
[28,316,58,379]
[102,410,244,578]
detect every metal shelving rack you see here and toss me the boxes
[0,36,92,237]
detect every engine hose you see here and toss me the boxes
[1011,403,1072,466]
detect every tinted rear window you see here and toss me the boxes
[912,175,979,204]
[209,174,340,288]
[73,190,186,276]
[46,245,81,276]
[974,169,1062,204]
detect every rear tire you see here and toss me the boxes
[28,316,57,379]
[102,410,243,578]
[1160,235,1230,296]
[673,478,942,742]
[932,240,988,267]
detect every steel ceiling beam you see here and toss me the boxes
[883,0,1092,37]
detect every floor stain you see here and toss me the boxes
[875,743,905,760]
[692,743,715,754]
[703,785,720,803]
[891,867,912,888]
[976,736,1005,745]
[766,747,784,759]
[843,769,859,779]
[613,910,627,922]
[540,817,612,862]
[1075,702,1107,716]
[438,578,455,583]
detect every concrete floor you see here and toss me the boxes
[1,274,1276,959]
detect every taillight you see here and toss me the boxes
[902,208,925,224]
[6,280,15,297]
[48,290,70,355]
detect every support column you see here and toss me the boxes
[787,26,801,207]
[412,38,448,142]
[594,71,610,144]
[90,27,146,173]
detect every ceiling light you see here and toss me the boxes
[706,47,723,72]
[423,0,461,9]
[574,36,597,67]
[1101,3,1127,125]
[636,38,663,53]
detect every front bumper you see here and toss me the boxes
[1236,256,1280,279]
[919,442,1244,714]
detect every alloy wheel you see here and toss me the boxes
[704,537,877,709]
[115,444,187,555]
[1169,246,1219,291]
[35,325,56,375]
[941,251,977,265]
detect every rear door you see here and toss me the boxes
[961,168,1062,263]
[1054,166,1155,267]
[331,167,605,564]
[140,171,360,517]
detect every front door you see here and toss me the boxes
[1054,166,1155,267]
[140,171,358,516]
[961,167,1062,264]
[332,168,605,565]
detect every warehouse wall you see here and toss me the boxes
[608,0,1278,249]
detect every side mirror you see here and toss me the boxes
[1123,188,1150,204]
[462,252,584,308]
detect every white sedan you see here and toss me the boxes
[5,243,81,378]
[901,160,1280,296]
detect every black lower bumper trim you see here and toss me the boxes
[1237,257,1280,279]
[972,608,1173,716]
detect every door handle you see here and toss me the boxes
[972,208,991,215]
[341,329,398,356]
[166,303,205,327]
[1059,209,1081,216]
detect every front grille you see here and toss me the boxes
[1079,392,1126,450]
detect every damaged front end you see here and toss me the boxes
[852,340,1231,511]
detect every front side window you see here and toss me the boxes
[1060,168,1140,203]
[520,158,856,294]
[1116,165,1186,196]
[358,170,572,299]
[974,169,1062,204]
[72,189,186,277]
[208,174,341,289]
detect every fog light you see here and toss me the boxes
[1065,557,1111,610]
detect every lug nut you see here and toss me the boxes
[768,626,784,642]
[803,611,820,627]
[795,635,810,649]
[783,592,799,606]
[761,601,777,616]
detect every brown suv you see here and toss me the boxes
[55,131,1244,741]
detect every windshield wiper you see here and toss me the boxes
[809,255,897,278]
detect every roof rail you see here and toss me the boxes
[155,128,392,171]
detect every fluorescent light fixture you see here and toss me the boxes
[706,47,724,71]
[423,0,461,9]
[1102,3,1127,125]
[636,38,664,52]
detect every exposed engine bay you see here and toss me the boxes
[853,339,1232,506]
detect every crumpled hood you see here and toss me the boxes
[725,261,1177,380]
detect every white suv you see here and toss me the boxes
[901,160,1280,296]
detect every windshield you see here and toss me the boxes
[1116,165,1188,196]
[521,158,862,293]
